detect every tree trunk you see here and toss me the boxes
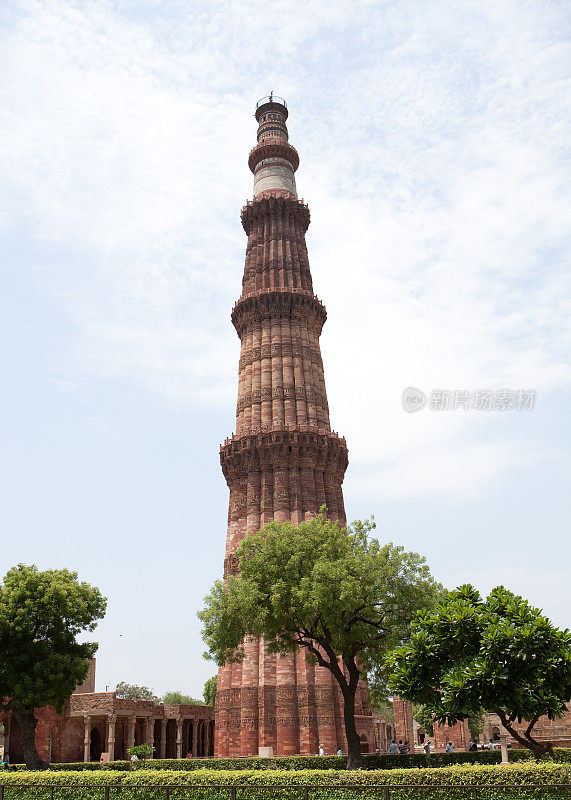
[495,708,554,762]
[12,707,48,770]
[342,688,363,770]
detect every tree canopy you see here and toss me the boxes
[115,682,159,702]
[412,704,434,736]
[203,676,217,707]
[0,564,106,769]
[200,511,441,768]
[163,690,204,705]
[387,584,571,759]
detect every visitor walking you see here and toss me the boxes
[423,740,431,754]
[398,739,404,753]
[446,740,454,754]
[402,740,410,754]
[318,744,325,756]
[389,740,399,755]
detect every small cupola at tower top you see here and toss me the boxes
[249,94,299,199]
[255,94,289,142]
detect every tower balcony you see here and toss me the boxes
[231,287,327,337]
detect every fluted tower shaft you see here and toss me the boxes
[216,97,373,757]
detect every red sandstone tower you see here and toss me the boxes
[216,96,374,757]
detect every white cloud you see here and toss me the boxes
[1,0,569,500]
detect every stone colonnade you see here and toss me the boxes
[80,713,214,762]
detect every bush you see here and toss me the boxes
[0,770,120,798]
[128,744,154,760]
[0,763,569,799]
[5,760,131,772]
[50,760,131,771]
[7,748,570,773]
[133,750,540,770]
[509,747,571,763]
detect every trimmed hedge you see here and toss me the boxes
[135,753,499,771]
[6,748,571,773]
[0,763,569,799]
[510,747,571,764]
[50,760,131,771]
[134,749,571,770]
[5,760,131,771]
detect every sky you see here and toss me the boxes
[1,0,570,699]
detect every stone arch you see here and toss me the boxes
[135,718,145,746]
[166,719,177,758]
[115,718,127,761]
[492,726,501,741]
[90,726,103,762]
[7,715,24,764]
[153,720,162,757]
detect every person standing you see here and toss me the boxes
[389,740,399,755]
[446,741,454,754]
[423,740,431,754]
[318,744,325,756]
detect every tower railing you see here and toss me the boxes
[256,94,287,109]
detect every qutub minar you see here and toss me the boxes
[216,95,376,757]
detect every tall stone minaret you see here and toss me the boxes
[216,96,374,757]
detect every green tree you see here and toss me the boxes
[0,564,106,769]
[127,743,153,760]
[203,676,217,707]
[199,511,441,768]
[467,710,485,740]
[163,690,204,705]
[412,703,434,736]
[387,584,571,760]
[115,682,159,702]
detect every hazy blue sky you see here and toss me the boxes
[1,0,569,699]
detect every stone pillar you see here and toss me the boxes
[159,719,167,759]
[176,718,183,759]
[83,715,91,763]
[315,663,338,755]
[145,717,154,758]
[393,696,414,746]
[276,652,299,754]
[192,719,198,757]
[500,733,509,764]
[107,715,116,762]
[127,716,135,752]
[205,720,211,757]
[240,636,260,755]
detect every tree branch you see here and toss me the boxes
[494,707,551,758]
[525,713,541,739]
